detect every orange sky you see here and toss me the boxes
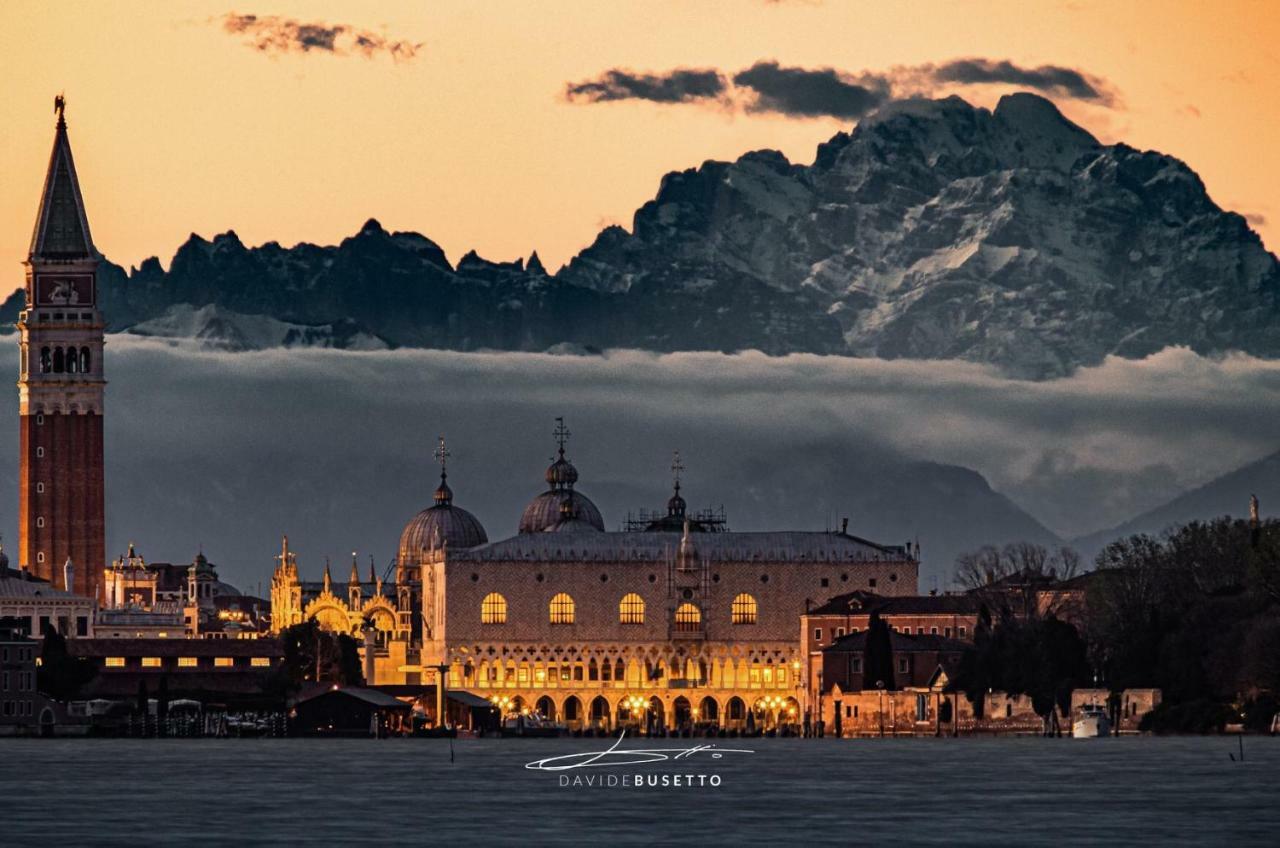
[1,0,1276,294]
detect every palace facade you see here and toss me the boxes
[273,425,920,731]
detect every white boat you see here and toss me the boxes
[1073,705,1111,738]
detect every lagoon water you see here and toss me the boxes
[4,736,1278,846]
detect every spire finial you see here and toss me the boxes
[434,434,450,478]
[671,449,685,494]
[54,93,66,128]
[553,416,571,459]
[433,435,454,505]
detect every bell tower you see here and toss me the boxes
[17,97,106,600]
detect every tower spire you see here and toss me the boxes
[29,95,95,262]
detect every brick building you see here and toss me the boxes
[17,99,106,601]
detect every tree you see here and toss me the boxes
[36,623,96,700]
[953,614,1089,724]
[276,620,365,690]
[954,542,1081,621]
[862,612,895,691]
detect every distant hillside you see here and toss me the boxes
[1072,450,1279,558]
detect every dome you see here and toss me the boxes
[398,471,488,563]
[545,457,579,487]
[519,490,604,534]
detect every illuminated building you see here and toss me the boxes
[275,422,920,731]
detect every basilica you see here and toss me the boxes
[271,421,920,731]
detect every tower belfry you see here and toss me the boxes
[17,96,106,599]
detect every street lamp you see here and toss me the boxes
[876,680,885,738]
[624,695,648,735]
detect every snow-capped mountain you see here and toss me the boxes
[4,92,1275,376]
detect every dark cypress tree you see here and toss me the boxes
[863,612,896,691]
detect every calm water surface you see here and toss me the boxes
[3,736,1277,846]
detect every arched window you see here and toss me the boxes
[619,593,645,624]
[675,602,702,632]
[481,592,507,624]
[52,347,65,373]
[549,592,575,624]
[66,349,78,373]
[40,347,51,373]
[732,593,758,625]
[79,347,90,373]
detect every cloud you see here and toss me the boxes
[0,340,1273,590]
[566,57,1116,118]
[219,12,422,61]
[731,61,889,119]
[926,58,1114,104]
[564,68,727,104]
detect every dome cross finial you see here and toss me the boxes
[671,449,685,494]
[434,434,450,478]
[553,416,571,458]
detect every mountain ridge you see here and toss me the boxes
[4,91,1276,376]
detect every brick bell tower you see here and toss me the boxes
[17,96,106,600]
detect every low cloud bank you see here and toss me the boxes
[0,342,1272,590]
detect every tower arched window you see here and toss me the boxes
[619,593,645,624]
[675,602,702,632]
[40,347,51,373]
[549,592,575,624]
[732,593,758,625]
[52,347,64,373]
[66,348,78,374]
[481,592,507,624]
[80,347,90,373]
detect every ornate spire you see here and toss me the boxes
[322,558,332,593]
[29,94,96,262]
[553,416,571,460]
[349,552,360,584]
[667,450,687,519]
[433,434,452,505]
[368,555,377,586]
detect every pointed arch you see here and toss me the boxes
[732,593,758,624]
[549,592,575,624]
[481,592,507,624]
[619,592,645,624]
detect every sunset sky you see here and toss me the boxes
[1,0,1276,296]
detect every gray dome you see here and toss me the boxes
[398,473,488,563]
[519,490,604,534]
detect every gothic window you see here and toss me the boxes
[549,593,575,624]
[589,658,600,681]
[40,347,50,373]
[52,348,64,373]
[674,602,702,631]
[732,593,758,625]
[66,349,78,374]
[598,658,609,681]
[614,658,625,680]
[481,592,507,624]
[79,347,90,373]
[619,593,645,624]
